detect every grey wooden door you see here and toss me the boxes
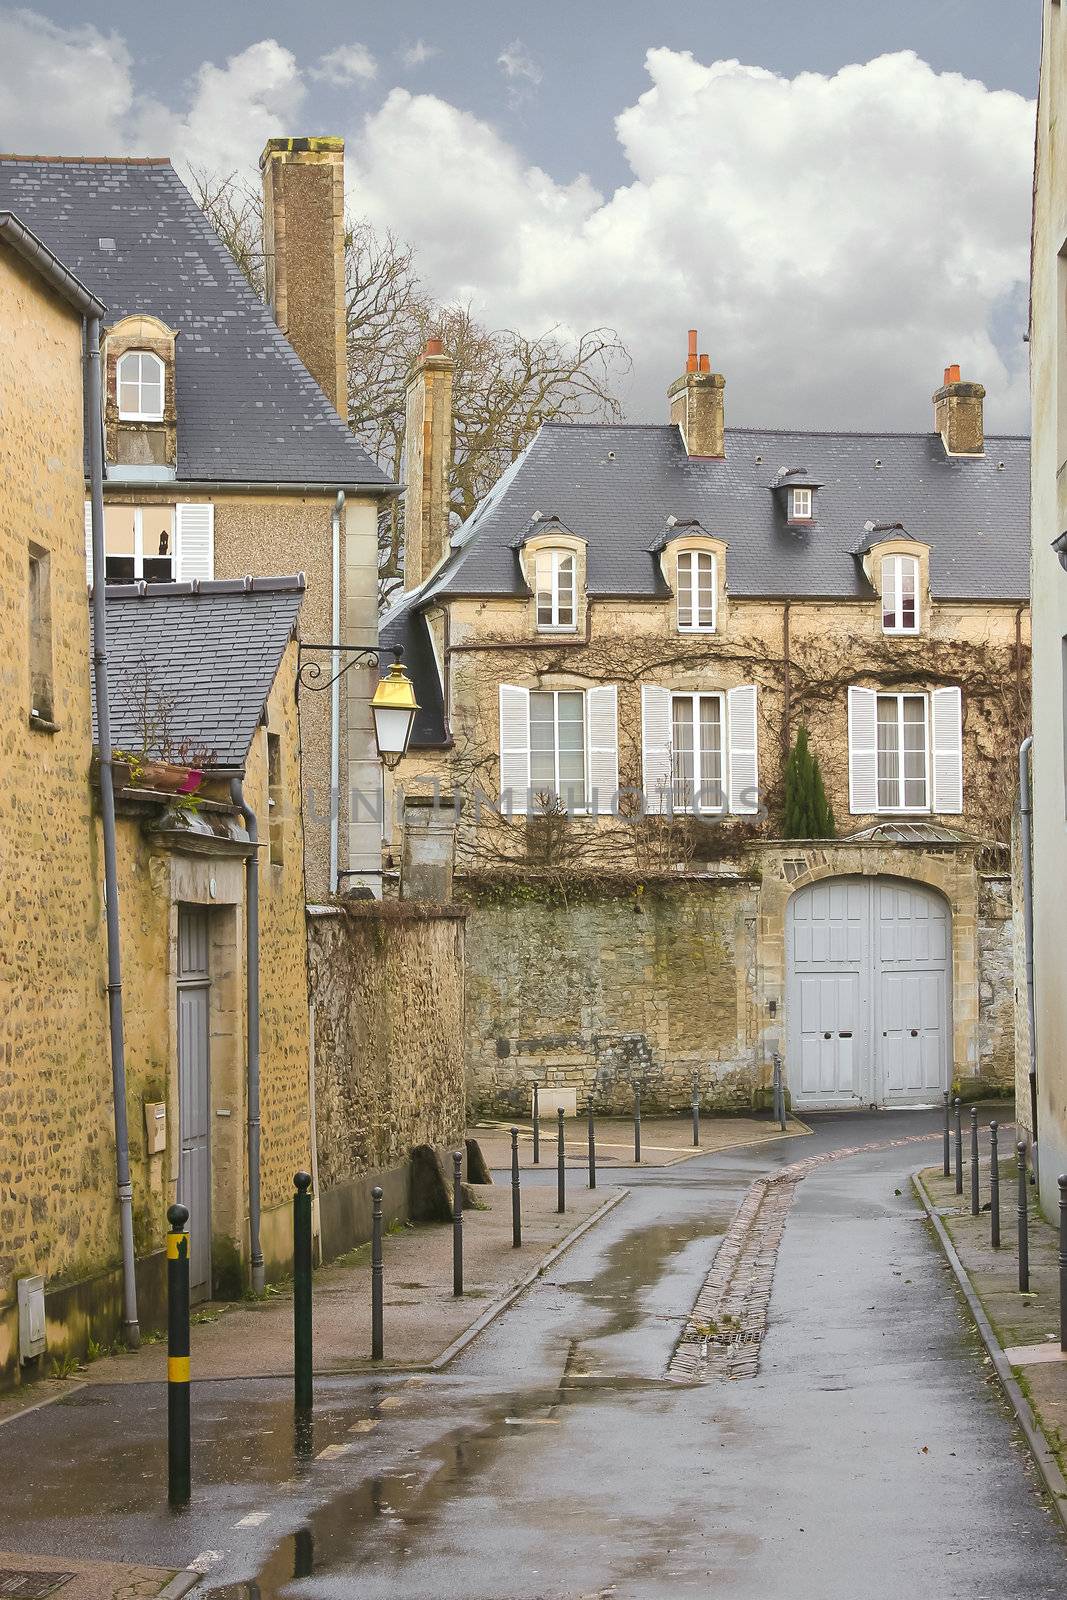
[177,907,211,1300]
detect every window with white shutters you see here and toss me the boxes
[676,550,716,631]
[881,554,920,633]
[848,685,963,814]
[642,683,757,816]
[499,683,618,815]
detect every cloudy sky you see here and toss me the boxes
[0,2,1040,433]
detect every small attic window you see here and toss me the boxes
[790,486,813,520]
[117,350,164,422]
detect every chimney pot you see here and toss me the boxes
[687,329,699,373]
[698,353,710,373]
[944,363,961,385]
[424,337,443,358]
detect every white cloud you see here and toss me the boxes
[497,39,542,88]
[0,10,136,153]
[311,43,377,87]
[400,39,438,70]
[351,50,1033,431]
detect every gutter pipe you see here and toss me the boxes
[330,492,344,895]
[88,315,141,1348]
[1019,735,1038,1177]
[230,778,265,1294]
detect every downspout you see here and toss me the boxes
[1019,735,1038,1177]
[88,315,140,1347]
[330,491,344,896]
[230,778,265,1294]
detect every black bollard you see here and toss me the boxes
[970,1106,980,1217]
[511,1128,521,1248]
[452,1152,463,1298]
[1059,1175,1067,1353]
[557,1108,566,1215]
[634,1085,642,1164]
[942,1091,951,1178]
[293,1172,313,1411]
[371,1185,384,1360]
[588,1102,596,1191]
[166,1202,191,1509]
[1017,1143,1030,1293]
[954,1098,963,1196]
[989,1123,1001,1249]
[532,1083,540,1166]
[692,1082,700,1149]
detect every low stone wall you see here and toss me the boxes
[306,902,467,1258]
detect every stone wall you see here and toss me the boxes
[307,902,467,1257]
[976,874,1015,1094]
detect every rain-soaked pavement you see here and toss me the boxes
[0,1110,1064,1597]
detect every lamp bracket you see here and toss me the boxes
[297,642,403,694]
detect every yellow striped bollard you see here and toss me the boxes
[167,1202,191,1508]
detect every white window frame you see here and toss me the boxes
[675,549,717,633]
[103,506,176,584]
[116,349,165,422]
[876,691,930,813]
[881,553,920,634]
[790,486,813,520]
[528,687,588,811]
[534,548,578,632]
[670,691,726,812]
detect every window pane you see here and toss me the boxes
[900,561,917,629]
[104,505,136,556]
[698,696,723,803]
[902,696,927,806]
[672,697,694,805]
[677,552,694,628]
[882,558,898,629]
[695,553,715,627]
[104,555,135,583]
[877,696,899,808]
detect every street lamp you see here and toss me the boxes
[297,642,419,770]
[370,652,419,769]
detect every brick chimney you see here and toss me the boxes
[667,329,725,458]
[404,337,454,588]
[260,137,347,416]
[932,363,985,456]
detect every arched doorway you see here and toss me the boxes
[786,876,951,1109]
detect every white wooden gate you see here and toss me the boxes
[786,877,950,1108]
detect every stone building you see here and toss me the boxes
[384,335,1029,1116]
[0,211,314,1379]
[1025,0,1067,1219]
[0,141,394,901]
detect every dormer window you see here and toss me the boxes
[882,554,920,633]
[117,350,164,421]
[535,548,576,631]
[790,486,812,520]
[676,549,716,632]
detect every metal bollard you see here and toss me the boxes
[166,1202,191,1509]
[989,1123,1001,1249]
[942,1091,951,1178]
[293,1172,313,1411]
[772,1053,787,1132]
[634,1085,642,1164]
[371,1185,384,1361]
[1017,1143,1030,1293]
[511,1128,521,1248]
[1059,1175,1067,1353]
[970,1106,980,1217]
[954,1099,963,1196]
[557,1108,566,1214]
[452,1152,463,1298]
[532,1083,540,1166]
[692,1081,700,1149]
[588,1102,596,1191]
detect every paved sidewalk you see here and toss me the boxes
[42,1182,618,1389]
[0,1550,192,1600]
[918,1151,1066,1485]
[472,1112,808,1170]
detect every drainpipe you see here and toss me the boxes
[88,315,140,1348]
[330,492,344,895]
[230,778,265,1294]
[1019,735,1038,1177]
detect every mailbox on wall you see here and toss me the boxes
[17,1275,45,1362]
[144,1100,167,1155]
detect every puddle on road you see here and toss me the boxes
[556,1215,723,1339]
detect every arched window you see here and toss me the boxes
[534,548,577,631]
[116,349,165,421]
[676,549,717,631]
[881,554,920,634]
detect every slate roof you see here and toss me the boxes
[381,419,1029,746]
[0,156,391,489]
[90,576,305,769]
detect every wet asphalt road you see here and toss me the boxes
[0,1111,1064,1598]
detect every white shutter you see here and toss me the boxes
[931,686,963,814]
[176,502,214,582]
[727,684,759,815]
[847,686,879,814]
[84,499,94,587]
[586,685,618,813]
[641,685,673,815]
[499,684,530,815]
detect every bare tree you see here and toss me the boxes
[193,171,630,606]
